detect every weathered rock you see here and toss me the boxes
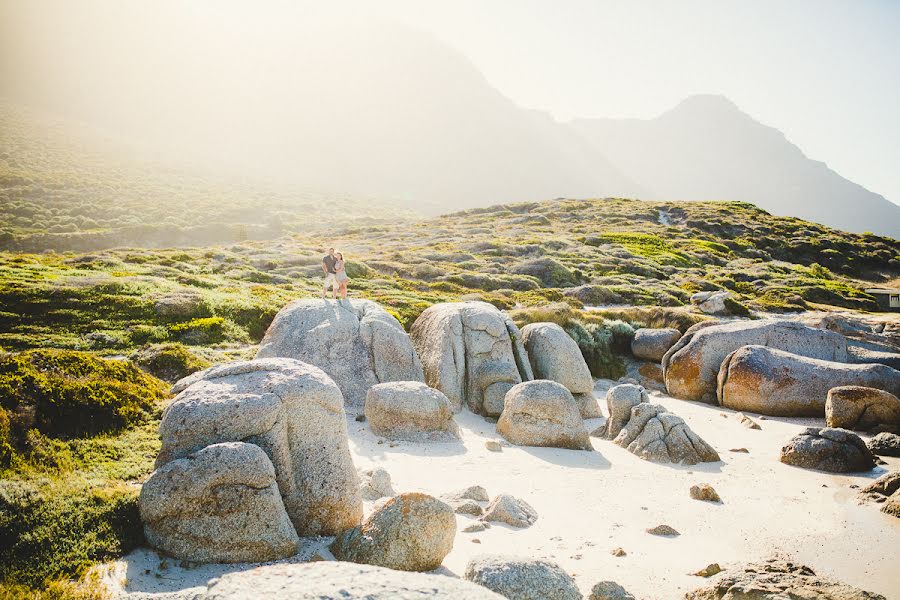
[613,403,720,464]
[485,440,503,452]
[780,427,875,473]
[330,492,455,572]
[522,322,600,418]
[603,383,649,439]
[590,581,635,600]
[692,564,722,578]
[464,555,582,600]
[637,362,666,386]
[663,320,848,403]
[445,485,490,503]
[139,442,299,563]
[684,558,886,599]
[255,299,424,407]
[452,500,485,516]
[359,467,395,501]
[610,547,627,557]
[365,381,459,441]
[497,380,592,450]
[201,561,505,599]
[410,302,533,415]
[859,472,900,518]
[481,494,538,528]
[464,521,489,533]
[646,524,679,536]
[631,328,682,362]
[163,358,362,536]
[690,483,721,503]
[867,432,900,457]
[691,291,731,315]
[735,412,761,430]
[717,346,900,417]
[825,386,900,431]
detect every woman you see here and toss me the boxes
[334,252,349,300]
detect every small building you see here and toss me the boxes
[865,288,900,312]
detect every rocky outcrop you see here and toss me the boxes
[364,381,459,441]
[139,442,299,563]
[200,562,505,599]
[630,328,681,362]
[717,345,900,417]
[256,299,424,407]
[859,472,900,519]
[330,492,455,572]
[663,320,848,403]
[157,359,362,542]
[690,291,730,315]
[359,467,395,501]
[590,581,635,600]
[825,386,900,432]
[410,302,532,415]
[496,380,592,450]
[867,432,900,457]
[522,322,600,417]
[602,384,649,439]
[684,558,886,599]
[481,494,538,528]
[780,427,874,473]
[464,555,582,600]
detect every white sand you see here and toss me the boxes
[104,378,900,599]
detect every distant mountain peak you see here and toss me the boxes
[665,94,743,117]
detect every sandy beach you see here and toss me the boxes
[103,376,900,599]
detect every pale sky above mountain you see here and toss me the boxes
[292,0,900,208]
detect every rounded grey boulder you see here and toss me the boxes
[365,381,459,440]
[603,384,649,439]
[464,555,582,600]
[330,492,456,572]
[497,380,592,450]
[256,299,424,407]
[631,328,681,363]
[717,345,900,417]
[522,322,600,418]
[780,427,875,473]
[825,386,900,432]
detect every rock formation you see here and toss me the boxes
[521,321,601,417]
[199,562,505,599]
[590,581,635,600]
[780,427,874,473]
[602,384,649,439]
[630,327,682,362]
[410,301,533,415]
[867,432,900,457]
[684,558,886,599]
[825,386,900,432]
[690,290,731,315]
[143,358,362,562]
[358,467,395,501]
[717,345,900,417]
[859,472,900,519]
[364,381,459,441]
[464,555,582,600]
[481,494,538,528]
[330,492,456,571]
[497,380,592,450]
[255,299,423,407]
[662,320,848,403]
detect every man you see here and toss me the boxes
[321,247,338,299]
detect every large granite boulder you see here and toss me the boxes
[464,555,582,600]
[161,358,362,537]
[717,345,900,417]
[497,380,592,450]
[255,299,423,407]
[613,402,719,464]
[662,320,848,403]
[602,384,650,439]
[521,322,600,418]
[780,427,875,473]
[139,442,299,563]
[825,386,900,432]
[685,558,886,599]
[331,492,456,572]
[867,432,900,457]
[200,562,505,599]
[630,328,682,363]
[365,381,459,441]
[410,302,533,415]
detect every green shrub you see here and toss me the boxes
[0,479,143,587]
[0,409,13,469]
[509,302,578,328]
[216,302,278,342]
[168,316,226,344]
[130,343,211,383]
[126,324,169,345]
[723,297,752,317]
[510,258,579,287]
[564,322,626,379]
[0,350,168,441]
[0,576,109,600]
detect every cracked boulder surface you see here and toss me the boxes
[717,345,900,417]
[662,319,848,403]
[780,427,874,473]
[144,358,363,562]
[859,471,900,518]
[610,395,719,464]
[410,302,533,415]
[139,442,300,563]
[255,299,424,408]
[685,558,886,599]
[497,380,592,450]
[825,386,900,432]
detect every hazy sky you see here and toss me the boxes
[303,0,900,206]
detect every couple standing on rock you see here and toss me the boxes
[322,247,350,300]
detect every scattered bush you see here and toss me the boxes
[168,316,227,344]
[510,258,579,287]
[130,343,211,383]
